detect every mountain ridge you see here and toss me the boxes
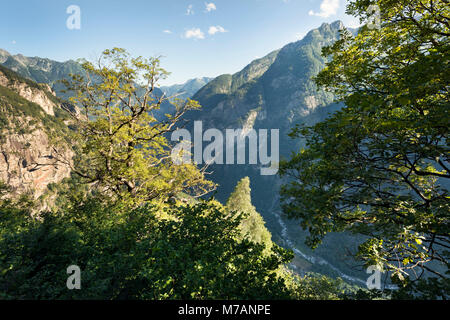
[0,64,73,199]
[160,77,213,100]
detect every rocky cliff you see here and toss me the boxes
[0,129,72,198]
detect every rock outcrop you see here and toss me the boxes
[0,129,72,198]
[0,65,72,199]
[0,70,57,116]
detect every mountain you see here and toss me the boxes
[185,21,365,283]
[160,77,213,100]
[0,22,365,283]
[0,64,73,199]
[189,21,346,195]
[0,49,175,119]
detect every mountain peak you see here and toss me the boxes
[161,77,214,100]
[318,20,344,32]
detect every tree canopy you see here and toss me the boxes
[280,0,449,290]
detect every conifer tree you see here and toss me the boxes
[226,177,272,248]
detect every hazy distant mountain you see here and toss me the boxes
[0,49,175,118]
[160,77,213,100]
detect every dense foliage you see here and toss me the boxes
[280,0,449,294]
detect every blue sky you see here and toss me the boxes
[1,0,360,85]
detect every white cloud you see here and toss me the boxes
[205,2,216,12]
[184,28,205,39]
[163,30,172,34]
[186,4,194,15]
[308,0,340,18]
[11,40,16,45]
[208,25,227,35]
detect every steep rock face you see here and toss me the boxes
[160,77,213,100]
[0,66,72,199]
[0,129,72,198]
[188,21,345,193]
